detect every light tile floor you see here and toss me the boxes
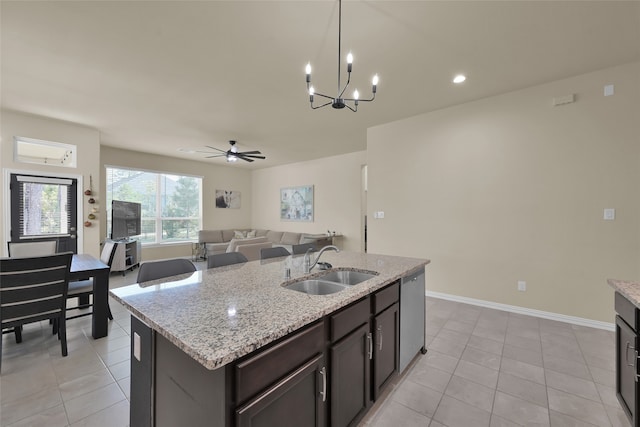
[0,266,629,427]
[364,297,629,427]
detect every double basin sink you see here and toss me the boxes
[284,270,377,295]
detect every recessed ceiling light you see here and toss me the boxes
[453,74,466,84]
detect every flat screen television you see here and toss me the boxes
[111,200,141,241]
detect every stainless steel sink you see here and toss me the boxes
[283,270,378,295]
[316,270,377,286]
[284,280,349,295]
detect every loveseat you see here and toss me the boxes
[198,228,332,261]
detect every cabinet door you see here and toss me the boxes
[330,323,371,427]
[373,302,399,400]
[616,315,639,426]
[236,354,326,427]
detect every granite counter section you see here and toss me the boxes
[110,251,428,370]
[608,279,640,308]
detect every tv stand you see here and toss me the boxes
[109,239,141,276]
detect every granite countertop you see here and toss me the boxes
[110,251,428,370]
[608,279,640,308]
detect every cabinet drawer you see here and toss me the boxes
[235,321,324,405]
[330,298,370,343]
[616,292,639,331]
[373,282,399,314]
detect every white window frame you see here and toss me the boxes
[105,165,203,246]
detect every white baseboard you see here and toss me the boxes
[426,291,614,332]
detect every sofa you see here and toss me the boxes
[198,228,333,261]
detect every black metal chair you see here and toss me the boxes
[66,241,118,321]
[0,252,73,371]
[137,258,197,283]
[260,246,291,260]
[207,252,248,269]
[292,243,316,255]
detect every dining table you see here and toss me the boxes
[70,253,110,339]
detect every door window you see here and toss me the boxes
[10,174,78,253]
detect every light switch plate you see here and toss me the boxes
[604,84,614,96]
[604,208,615,220]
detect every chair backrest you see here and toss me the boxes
[292,242,316,255]
[207,252,248,269]
[137,258,196,283]
[260,246,291,260]
[0,252,72,329]
[8,240,57,258]
[100,241,119,268]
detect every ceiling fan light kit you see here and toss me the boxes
[305,0,378,112]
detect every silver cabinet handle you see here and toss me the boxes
[378,325,383,351]
[319,367,327,402]
[367,333,373,360]
[626,342,635,367]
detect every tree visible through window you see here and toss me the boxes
[106,167,202,244]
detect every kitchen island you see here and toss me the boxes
[111,251,429,427]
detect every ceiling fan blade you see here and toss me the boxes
[205,145,228,153]
[205,154,226,158]
[237,150,262,155]
[235,155,255,162]
[241,154,266,159]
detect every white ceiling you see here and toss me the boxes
[2,1,639,169]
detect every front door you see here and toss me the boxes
[9,173,79,253]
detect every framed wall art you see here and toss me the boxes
[280,185,313,222]
[215,190,241,209]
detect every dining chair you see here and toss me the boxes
[207,252,248,269]
[137,258,197,283]
[66,241,118,321]
[7,240,57,257]
[260,246,291,260]
[292,242,316,255]
[0,252,73,371]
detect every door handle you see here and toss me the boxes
[367,333,373,360]
[319,367,327,402]
[378,325,383,351]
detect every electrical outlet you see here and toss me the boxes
[517,281,526,292]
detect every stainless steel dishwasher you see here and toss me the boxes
[399,267,427,372]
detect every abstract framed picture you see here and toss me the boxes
[280,185,313,222]
[215,190,241,209]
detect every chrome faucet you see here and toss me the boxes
[304,245,340,273]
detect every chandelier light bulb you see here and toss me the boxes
[353,89,359,100]
[309,86,315,95]
[306,63,312,75]
[347,52,353,64]
[372,74,379,86]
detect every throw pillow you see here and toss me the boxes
[246,230,256,238]
[234,230,246,239]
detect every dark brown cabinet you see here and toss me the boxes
[234,321,326,427]
[236,354,326,427]
[329,282,400,427]
[615,292,640,426]
[373,302,399,400]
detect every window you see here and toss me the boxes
[14,136,77,168]
[106,167,202,245]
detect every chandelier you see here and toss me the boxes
[305,0,378,112]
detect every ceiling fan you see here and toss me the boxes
[198,140,266,163]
